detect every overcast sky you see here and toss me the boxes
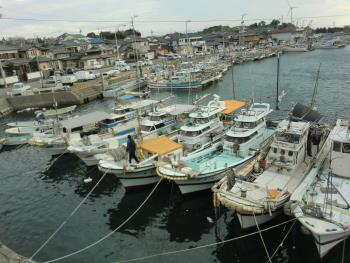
[0,0,349,38]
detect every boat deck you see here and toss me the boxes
[182,150,245,173]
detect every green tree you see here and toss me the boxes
[87,32,97,38]
[269,19,280,27]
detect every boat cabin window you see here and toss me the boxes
[141,125,155,132]
[155,123,165,129]
[276,132,300,144]
[180,130,201,137]
[209,114,219,120]
[342,143,350,153]
[234,121,257,129]
[193,118,208,124]
[333,141,341,152]
[225,131,258,144]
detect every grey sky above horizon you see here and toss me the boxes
[0,0,349,38]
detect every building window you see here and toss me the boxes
[342,143,350,154]
[333,141,341,152]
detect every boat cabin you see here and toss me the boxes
[330,119,350,178]
[267,120,310,168]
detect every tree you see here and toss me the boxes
[258,21,266,27]
[87,32,97,38]
[269,19,280,27]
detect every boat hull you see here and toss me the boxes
[176,171,225,194]
[236,210,282,229]
[99,164,158,187]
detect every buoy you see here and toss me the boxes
[84,177,93,183]
[206,216,214,223]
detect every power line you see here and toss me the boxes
[0,14,350,24]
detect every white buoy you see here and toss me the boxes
[84,177,93,183]
[206,216,214,223]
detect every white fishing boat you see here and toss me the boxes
[4,126,47,146]
[67,119,138,166]
[213,118,330,229]
[98,136,183,187]
[28,111,113,155]
[112,99,158,119]
[178,95,245,153]
[157,103,275,194]
[289,118,350,257]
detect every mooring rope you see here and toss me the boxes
[113,218,297,263]
[265,221,296,263]
[41,179,163,263]
[29,168,111,260]
[253,211,272,263]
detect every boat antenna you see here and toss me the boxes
[276,52,280,110]
[310,63,322,109]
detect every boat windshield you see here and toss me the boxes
[234,121,257,129]
[149,115,165,121]
[192,117,208,124]
[225,135,250,144]
[180,130,201,137]
[276,132,300,144]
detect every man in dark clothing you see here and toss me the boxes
[126,135,139,163]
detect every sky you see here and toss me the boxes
[0,0,350,38]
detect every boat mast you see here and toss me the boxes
[310,63,322,109]
[276,52,280,110]
[231,60,236,99]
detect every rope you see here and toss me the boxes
[113,218,297,263]
[253,211,272,263]
[42,178,163,263]
[46,150,68,169]
[29,168,111,260]
[265,221,296,263]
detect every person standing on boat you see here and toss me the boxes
[127,135,139,164]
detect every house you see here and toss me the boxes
[18,46,42,59]
[0,45,19,60]
[178,36,207,55]
[34,56,63,71]
[239,32,261,46]
[269,27,311,44]
[131,39,150,55]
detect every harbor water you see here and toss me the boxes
[1,47,350,263]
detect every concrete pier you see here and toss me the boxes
[0,242,36,263]
[0,98,13,117]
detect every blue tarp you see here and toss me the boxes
[119,95,135,100]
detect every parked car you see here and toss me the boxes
[7,82,31,96]
[74,71,94,82]
[61,75,77,86]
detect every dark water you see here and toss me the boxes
[1,48,350,263]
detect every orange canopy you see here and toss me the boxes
[221,100,246,115]
[140,136,182,155]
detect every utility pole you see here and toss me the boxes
[185,20,191,59]
[0,6,6,89]
[0,59,7,89]
[114,24,126,61]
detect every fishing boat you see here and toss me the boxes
[98,136,183,187]
[112,99,158,118]
[140,106,177,136]
[289,118,350,257]
[178,95,245,153]
[4,126,48,146]
[157,102,275,194]
[28,111,114,155]
[212,117,330,229]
